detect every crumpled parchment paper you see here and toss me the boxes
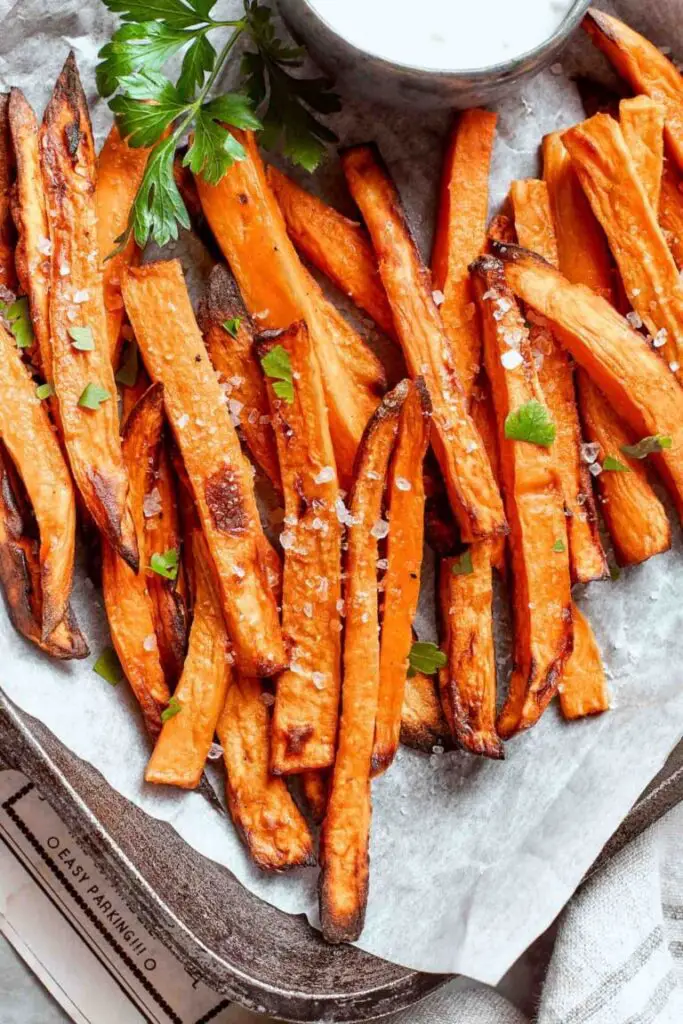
[0,0,681,982]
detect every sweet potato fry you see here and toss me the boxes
[583,9,683,172]
[659,160,683,269]
[0,318,78,639]
[542,132,670,565]
[146,529,231,788]
[562,113,683,375]
[0,94,16,291]
[266,165,396,338]
[258,321,343,774]
[510,178,607,584]
[432,110,497,396]
[197,264,280,489]
[619,96,665,209]
[193,131,385,486]
[40,54,138,571]
[122,259,286,678]
[301,770,328,824]
[493,242,683,520]
[559,606,609,720]
[320,380,406,944]
[400,670,451,752]
[342,144,505,542]
[472,256,573,738]
[217,674,315,869]
[102,384,170,738]
[96,125,149,362]
[8,89,50,376]
[438,547,503,758]
[0,443,86,659]
[371,379,430,775]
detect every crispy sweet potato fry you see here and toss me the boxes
[494,242,683,520]
[659,160,683,269]
[40,54,138,571]
[194,131,385,486]
[103,384,169,738]
[320,380,406,944]
[439,547,503,758]
[122,259,286,678]
[258,321,343,774]
[542,132,670,565]
[0,94,16,291]
[431,110,497,396]
[342,144,505,542]
[472,256,573,738]
[96,125,149,361]
[0,319,78,639]
[301,770,328,824]
[218,674,315,869]
[267,165,396,338]
[583,9,683,172]
[559,607,609,719]
[146,529,231,788]
[0,443,86,659]
[619,96,665,209]
[400,670,451,751]
[510,178,607,584]
[197,264,281,489]
[562,113,683,375]
[371,379,431,775]
[8,89,50,376]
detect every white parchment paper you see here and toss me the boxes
[0,0,682,982]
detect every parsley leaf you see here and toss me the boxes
[149,547,179,580]
[0,296,35,350]
[407,641,447,678]
[182,105,248,184]
[621,435,672,459]
[260,343,294,403]
[78,383,111,410]
[504,401,556,447]
[161,694,183,722]
[553,538,566,553]
[451,550,473,576]
[68,325,95,351]
[126,135,191,248]
[36,382,55,401]
[93,646,124,686]
[110,71,186,147]
[223,316,242,338]
[603,455,631,473]
[102,1,218,31]
[115,341,140,386]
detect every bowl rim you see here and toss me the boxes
[292,0,592,80]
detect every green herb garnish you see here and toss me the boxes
[36,382,55,401]
[0,296,34,349]
[407,641,447,678]
[161,694,182,723]
[553,538,566,553]
[451,550,473,576]
[115,340,139,386]
[610,564,621,581]
[149,548,179,580]
[260,343,293,403]
[78,383,111,409]
[68,325,95,351]
[504,400,556,448]
[621,435,672,459]
[603,455,631,473]
[96,0,340,250]
[93,646,124,686]
[223,316,242,338]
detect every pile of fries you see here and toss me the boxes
[1,9,683,943]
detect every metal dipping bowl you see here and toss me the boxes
[277,0,591,108]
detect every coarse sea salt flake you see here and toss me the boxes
[228,399,243,425]
[59,261,70,276]
[207,742,223,760]
[177,413,189,429]
[314,466,335,484]
[312,672,325,690]
[38,236,52,256]
[670,361,680,373]
[580,442,600,465]
[143,487,162,518]
[653,328,668,348]
[395,476,411,491]
[370,519,389,540]
[501,349,523,370]
[279,530,295,550]
[73,289,89,303]
[589,462,603,477]
[303,602,313,618]
[143,634,157,652]
[626,311,643,329]
[465,439,478,453]
[432,289,445,306]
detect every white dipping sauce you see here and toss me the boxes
[308,0,576,71]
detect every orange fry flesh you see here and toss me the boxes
[559,606,609,720]
[400,670,451,752]
[371,379,431,775]
[320,380,407,944]
[494,242,683,522]
[562,113,683,375]
[472,256,573,738]
[102,383,170,739]
[193,131,385,486]
[619,95,665,209]
[659,160,683,270]
[342,144,505,542]
[259,321,343,775]
[122,259,286,678]
[197,264,281,490]
[510,177,607,584]
[40,54,138,570]
[542,132,670,566]
[301,770,329,824]
[146,529,231,789]
[217,674,315,870]
[266,165,396,338]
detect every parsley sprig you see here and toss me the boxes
[97,0,340,250]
